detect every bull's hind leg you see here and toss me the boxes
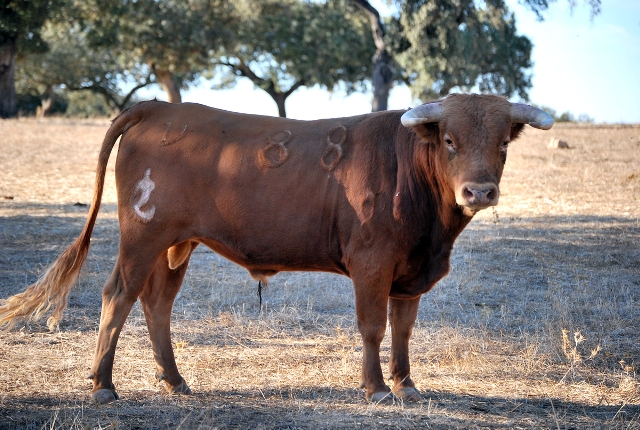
[89,245,165,404]
[388,296,422,401]
[139,242,197,395]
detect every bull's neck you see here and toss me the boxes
[394,132,471,246]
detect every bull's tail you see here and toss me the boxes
[0,109,140,331]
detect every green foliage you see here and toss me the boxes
[82,0,237,89]
[244,0,373,91]
[214,0,375,115]
[15,19,151,112]
[0,0,67,54]
[64,91,116,117]
[390,0,533,101]
[16,87,140,118]
[10,0,584,117]
[16,91,66,116]
[1,0,69,117]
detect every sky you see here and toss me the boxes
[146,0,640,124]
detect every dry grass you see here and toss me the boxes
[0,117,639,429]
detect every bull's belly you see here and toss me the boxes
[197,237,349,278]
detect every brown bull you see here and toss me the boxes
[0,94,553,404]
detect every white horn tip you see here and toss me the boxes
[400,115,424,127]
[510,103,555,130]
[531,120,554,130]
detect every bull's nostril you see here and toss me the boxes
[486,189,495,200]
[463,187,474,200]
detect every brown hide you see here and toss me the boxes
[0,95,542,404]
[117,102,402,277]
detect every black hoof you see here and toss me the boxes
[92,388,119,404]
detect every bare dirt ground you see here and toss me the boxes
[0,117,639,429]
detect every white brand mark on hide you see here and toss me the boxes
[134,168,156,222]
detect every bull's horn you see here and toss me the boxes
[400,102,443,127]
[510,103,554,130]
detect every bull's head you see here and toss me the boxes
[401,94,553,216]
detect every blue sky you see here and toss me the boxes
[504,0,640,123]
[171,0,640,124]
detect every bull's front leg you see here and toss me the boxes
[388,296,422,401]
[352,268,394,403]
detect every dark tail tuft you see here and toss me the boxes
[257,281,264,308]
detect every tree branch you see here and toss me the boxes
[283,79,305,98]
[66,74,153,113]
[220,57,268,88]
[118,74,154,109]
[352,0,386,51]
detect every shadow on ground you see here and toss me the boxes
[1,389,638,429]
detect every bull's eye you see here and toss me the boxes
[500,141,509,164]
[443,133,457,158]
[445,138,456,152]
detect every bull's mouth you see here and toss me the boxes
[459,205,479,217]
[458,201,498,212]
[458,201,498,217]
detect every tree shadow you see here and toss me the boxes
[1,389,637,429]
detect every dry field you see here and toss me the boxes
[0,117,639,429]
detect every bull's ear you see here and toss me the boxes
[510,123,526,140]
[510,103,554,130]
[411,122,440,144]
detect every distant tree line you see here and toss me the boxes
[0,0,600,118]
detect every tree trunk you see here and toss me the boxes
[372,50,393,112]
[353,0,393,112]
[266,80,306,118]
[152,66,182,103]
[225,57,305,118]
[273,93,287,118]
[0,39,17,118]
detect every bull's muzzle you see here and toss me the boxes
[456,182,499,212]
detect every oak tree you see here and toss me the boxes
[15,20,151,115]
[354,0,601,111]
[0,0,67,117]
[394,0,533,101]
[82,0,237,103]
[215,0,374,117]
